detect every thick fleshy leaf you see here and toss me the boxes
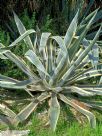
[81,0,95,21]
[0,115,13,126]
[69,9,98,61]
[25,50,50,76]
[14,79,34,86]
[80,8,98,25]
[39,32,51,52]
[0,79,36,98]
[81,89,102,96]
[66,63,102,84]
[14,92,50,124]
[0,74,18,83]
[46,40,57,76]
[4,51,38,79]
[59,94,96,128]
[49,56,67,86]
[75,26,101,66]
[79,100,102,111]
[77,85,102,90]
[0,46,10,54]
[51,36,70,71]
[82,39,99,68]
[77,85,102,95]
[49,36,70,85]
[71,47,83,64]
[39,33,51,71]
[56,11,78,65]
[14,101,38,124]
[28,84,46,92]
[76,68,102,81]
[49,94,60,131]
[13,12,34,50]
[0,75,33,96]
[51,36,67,55]
[0,103,16,118]
[0,54,8,59]
[64,10,78,48]
[9,30,35,48]
[62,86,97,96]
[71,86,95,96]
[58,25,101,86]
[45,40,54,77]
[0,81,26,89]
[92,10,102,25]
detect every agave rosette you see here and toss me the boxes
[0,9,102,131]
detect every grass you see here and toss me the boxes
[28,113,102,136]
[0,110,102,136]
[0,90,102,136]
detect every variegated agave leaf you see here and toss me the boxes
[0,103,16,126]
[0,10,102,131]
[49,93,60,131]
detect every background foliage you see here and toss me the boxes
[0,0,102,36]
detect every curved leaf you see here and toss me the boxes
[13,12,34,50]
[14,92,50,124]
[25,50,50,76]
[0,103,16,118]
[39,32,51,52]
[9,29,35,48]
[59,94,96,128]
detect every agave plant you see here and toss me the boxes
[62,0,102,40]
[0,9,102,131]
